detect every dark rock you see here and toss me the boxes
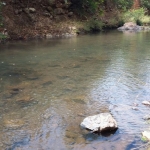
[56,2,63,8]
[46,6,53,12]
[42,81,53,86]
[8,87,22,95]
[14,9,22,15]
[47,0,55,6]
[72,99,86,104]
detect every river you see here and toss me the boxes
[0,31,150,150]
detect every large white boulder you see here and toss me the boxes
[142,131,150,140]
[118,22,142,31]
[80,113,118,132]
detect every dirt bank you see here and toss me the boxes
[1,0,121,40]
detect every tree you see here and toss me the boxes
[132,0,141,9]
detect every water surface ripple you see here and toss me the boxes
[0,31,150,150]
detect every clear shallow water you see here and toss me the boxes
[0,31,150,150]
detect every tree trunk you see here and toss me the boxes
[132,0,141,9]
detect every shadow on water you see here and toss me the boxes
[0,31,150,149]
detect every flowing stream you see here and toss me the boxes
[0,31,150,150]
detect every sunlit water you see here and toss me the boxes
[0,31,150,150]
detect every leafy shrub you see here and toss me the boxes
[140,16,150,25]
[113,0,133,10]
[123,8,150,25]
[70,0,104,16]
[124,8,145,22]
[104,0,132,10]
[141,0,150,10]
[84,19,103,32]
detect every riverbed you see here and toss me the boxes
[0,31,150,150]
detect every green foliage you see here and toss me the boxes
[123,8,150,25]
[70,0,104,16]
[113,0,133,10]
[141,0,150,10]
[84,19,103,32]
[104,0,132,10]
[123,8,145,22]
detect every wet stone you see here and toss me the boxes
[57,75,69,79]
[2,92,13,99]
[26,75,39,80]
[16,96,33,102]
[72,99,86,104]
[48,64,60,67]
[9,88,21,94]
[42,81,53,86]
[66,131,78,139]
[3,119,25,129]
[72,64,81,68]
[2,131,30,150]
[75,137,86,144]
[78,113,86,117]
[7,86,24,95]
[65,137,75,145]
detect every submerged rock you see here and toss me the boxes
[3,119,25,129]
[80,113,118,132]
[16,96,33,102]
[132,107,138,110]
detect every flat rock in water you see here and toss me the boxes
[142,131,150,140]
[80,113,118,132]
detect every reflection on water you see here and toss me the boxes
[0,31,150,150]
